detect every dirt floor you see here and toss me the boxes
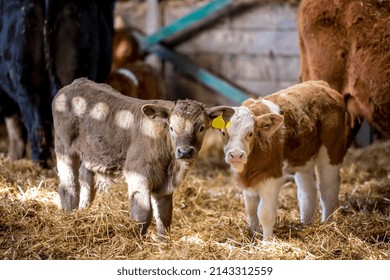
[0,129,389,260]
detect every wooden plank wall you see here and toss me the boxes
[115,0,300,105]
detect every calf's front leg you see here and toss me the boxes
[126,172,152,235]
[56,151,81,211]
[79,163,96,209]
[152,193,173,237]
[257,178,282,240]
[243,190,261,234]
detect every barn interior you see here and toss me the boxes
[0,0,389,260]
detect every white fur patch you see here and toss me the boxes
[170,115,192,134]
[115,110,135,129]
[125,171,148,187]
[248,177,283,240]
[261,99,280,114]
[140,117,161,139]
[54,93,68,112]
[227,107,254,138]
[56,156,76,185]
[315,145,341,222]
[125,171,150,209]
[90,102,109,121]
[294,160,317,223]
[224,106,254,170]
[72,96,87,116]
[292,145,341,223]
[116,68,139,86]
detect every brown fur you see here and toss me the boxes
[106,61,167,100]
[111,28,141,71]
[236,115,285,188]
[298,0,390,136]
[242,80,347,188]
[107,28,166,101]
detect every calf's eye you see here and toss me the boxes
[170,126,174,132]
[221,131,226,136]
[199,126,205,133]
[248,132,253,137]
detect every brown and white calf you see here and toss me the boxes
[219,81,348,240]
[106,61,166,100]
[52,78,234,236]
[107,28,166,101]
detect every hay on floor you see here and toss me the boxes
[0,133,389,259]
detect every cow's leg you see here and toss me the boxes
[315,147,340,222]
[125,171,152,235]
[29,111,52,166]
[294,162,317,223]
[243,190,261,234]
[79,163,96,209]
[257,178,282,240]
[95,173,112,192]
[151,193,173,237]
[4,114,25,160]
[16,93,51,166]
[56,151,81,211]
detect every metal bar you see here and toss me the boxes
[148,43,248,104]
[141,0,233,50]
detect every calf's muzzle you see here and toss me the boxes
[176,145,196,160]
[226,149,247,164]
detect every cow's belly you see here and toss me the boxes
[81,155,126,176]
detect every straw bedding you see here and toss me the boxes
[0,131,389,260]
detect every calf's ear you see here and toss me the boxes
[142,104,170,121]
[255,113,284,137]
[206,106,235,129]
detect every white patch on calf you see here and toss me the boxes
[245,177,283,240]
[116,68,139,86]
[90,102,109,121]
[56,155,77,190]
[293,145,341,223]
[54,93,68,112]
[261,99,280,114]
[224,106,254,172]
[294,160,317,223]
[170,115,192,134]
[140,117,164,139]
[125,171,150,210]
[315,145,341,222]
[72,96,87,116]
[115,110,135,129]
[243,190,260,233]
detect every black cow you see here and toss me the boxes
[0,0,115,165]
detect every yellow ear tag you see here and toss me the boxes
[212,114,226,129]
[225,121,231,128]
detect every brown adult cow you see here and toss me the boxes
[298,0,390,138]
[52,78,234,236]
